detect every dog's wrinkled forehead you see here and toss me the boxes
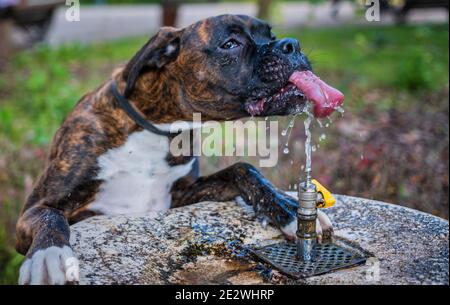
[184,14,273,46]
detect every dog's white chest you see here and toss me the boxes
[90,130,193,216]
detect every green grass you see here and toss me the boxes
[0,24,448,284]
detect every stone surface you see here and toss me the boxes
[70,194,449,285]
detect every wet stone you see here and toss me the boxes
[70,194,449,285]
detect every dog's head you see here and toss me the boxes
[123,14,343,120]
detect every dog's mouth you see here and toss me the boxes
[245,70,344,118]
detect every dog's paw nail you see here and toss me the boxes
[317,234,323,244]
[315,218,323,241]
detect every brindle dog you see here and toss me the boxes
[16,15,334,285]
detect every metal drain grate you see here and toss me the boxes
[250,241,367,279]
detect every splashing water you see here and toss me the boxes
[303,104,346,183]
[316,119,323,128]
[281,115,298,154]
[281,115,297,137]
[279,103,345,189]
[336,106,345,117]
[289,118,295,128]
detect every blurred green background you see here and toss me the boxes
[0,0,449,284]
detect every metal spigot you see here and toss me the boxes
[296,178,336,261]
[296,181,318,261]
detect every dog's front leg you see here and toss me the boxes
[171,162,333,239]
[16,204,79,285]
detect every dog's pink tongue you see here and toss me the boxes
[289,70,344,118]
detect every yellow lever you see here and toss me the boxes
[312,179,336,208]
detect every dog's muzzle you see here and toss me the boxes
[246,38,344,118]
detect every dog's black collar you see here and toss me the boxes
[110,81,175,137]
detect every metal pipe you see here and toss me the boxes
[296,181,317,261]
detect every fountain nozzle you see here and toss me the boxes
[296,181,318,261]
[296,177,336,261]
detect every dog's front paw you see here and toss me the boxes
[281,209,333,243]
[19,246,79,285]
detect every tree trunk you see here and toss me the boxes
[257,0,273,21]
[0,20,14,70]
[161,0,179,27]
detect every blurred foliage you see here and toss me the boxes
[0,24,448,284]
[0,222,23,285]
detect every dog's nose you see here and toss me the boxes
[276,38,300,55]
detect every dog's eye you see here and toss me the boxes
[221,39,240,50]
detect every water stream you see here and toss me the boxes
[279,102,344,189]
[286,103,345,187]
[303,106,314,185]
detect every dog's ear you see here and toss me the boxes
[123,27,182,97]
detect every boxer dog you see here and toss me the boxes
[16,15,344,284]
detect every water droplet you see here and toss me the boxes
[312,145,317,152]
[281,129,287,136]
[283,147,290,154]
[319,133,326,141]
[265,116,269,121]
[336,106,345,117]
[325,123,330,128]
